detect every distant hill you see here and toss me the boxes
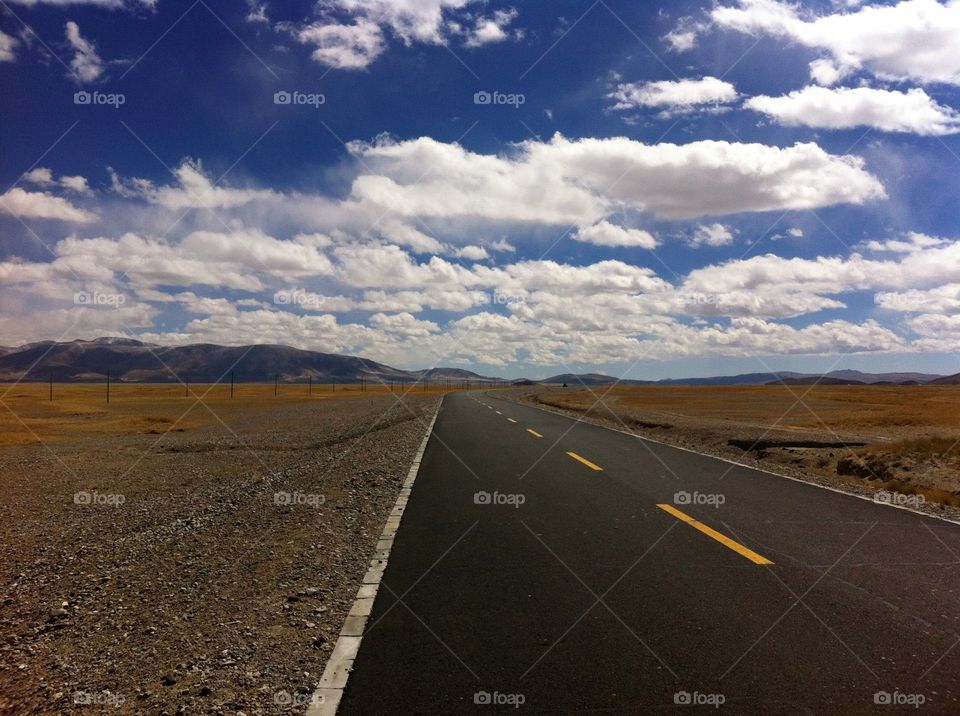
[822,370,943,384]
[543,370,944,387]
[657,371,806,386]
[768,377,866,386]
[539,373,651,385]
[0,338,501,384]
[929,372,960,385]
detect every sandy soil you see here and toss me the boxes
[0,384,444,715]
[505,384,960,520]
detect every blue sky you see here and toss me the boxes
[2,0,960,379]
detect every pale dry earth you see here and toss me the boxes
[0,384,442,715]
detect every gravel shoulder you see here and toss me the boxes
[0,389,440,715]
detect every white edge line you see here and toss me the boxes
[491,392,960,527]
[306,397,443,715]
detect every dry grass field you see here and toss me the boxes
[515,384,960,510]
[0,382,457,715]
[0,382,470,447]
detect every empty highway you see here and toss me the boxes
[336,391,960,714]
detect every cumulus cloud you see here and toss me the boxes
[690,223,735,247]
[746,86,960,135]
[609,77,738,116]
[294,1,520,68]
[4,227,955,365]
[296,20,385,70]
[65,21,105,83]
[0,30,18,63]
[0,187,97,223]
[708,0,960,86]
[860,232,949,253]
[113,159,277,209]
[464,8,521,47]
[347,133,885,223]
[572,221,658,249]
[24,168,93,194]
[455,245,490,260]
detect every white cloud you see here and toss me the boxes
[347,133,885,223]
[0,30,18,63]
[691,223,735,247]
[861,232,949,253]
[0,187,97,223]
[23,168,55,186]
[60,175,92,194]
[23,168,93,194]
[709,0,960,86]
[609,77,738,116]
[746,86,960,135]
[663,15,706,52]
[296,20,385,70]
[573,221,658,249]
[324,0,470,46]
[246,2,269,24]
[65,21,104,83]
[464,8,520,47]
[295,1,523,68]
[455,245,490,260]
[115,159,276,209]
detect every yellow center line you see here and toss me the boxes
[495,410,502,415]
[507,418,517,423]
[566,451,603,471]
[526,428,543,438]
[656,504,773,565]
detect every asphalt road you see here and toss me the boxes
[338,391,960,714]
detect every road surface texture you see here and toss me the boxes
[338,391,960,714]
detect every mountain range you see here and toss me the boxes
[0,338,501,384]
[0,338,955,386]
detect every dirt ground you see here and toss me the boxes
[506,384,960,519]
[0,383,454,715]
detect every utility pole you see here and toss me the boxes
[106,369,110,404]
[49,372,53,401]
[275,374,279,397]
[308,375,312,395]
[230,370,234,399]
[185,377,189,398]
